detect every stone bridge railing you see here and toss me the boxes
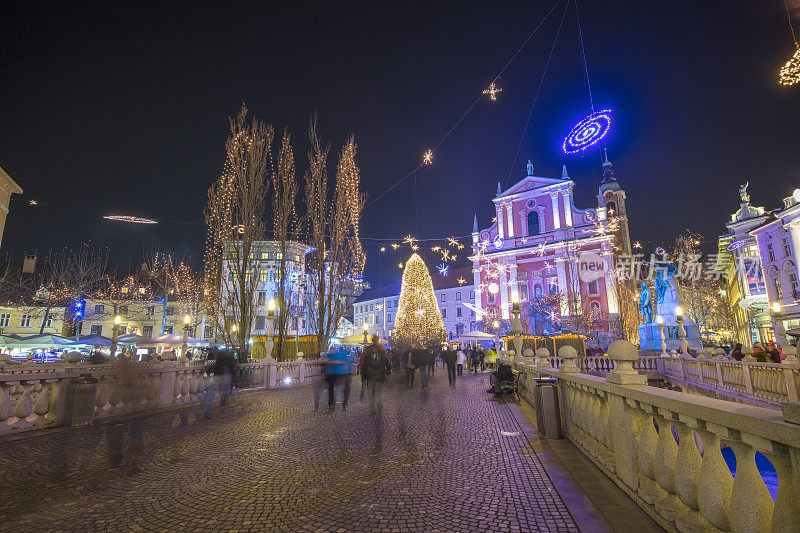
[516,343,800,533]
[542,351,800,407]
[0,359,325,436]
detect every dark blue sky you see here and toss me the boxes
[2,1,799,286]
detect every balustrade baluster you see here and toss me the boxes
[728,440,774,532]
[762,448,800,532]
[695,426,733,531]
[637,406,666,505]
[653,412,683,523]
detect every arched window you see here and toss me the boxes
[606,201,617,215]
[527,211,540,235]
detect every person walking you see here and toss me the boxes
[361,335,392,414]
[471,349,480,374]
[479,348,486,372]
[456,347,466,377]
[414,347,429,388]
[731,343,744,361]
[442,346,457,387]
[484,345,497,371]
[325,344,353,411]
[404,347,416,388]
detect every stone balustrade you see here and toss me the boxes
[0,359,325,436]
[516,341,800,533]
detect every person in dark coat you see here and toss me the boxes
[730,343,744,361]
[766,342,782,363]
[404,347,416,388]
[413,347,429,388]
[361,335,392,413]
[442,347,457,387]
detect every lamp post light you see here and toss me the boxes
[110,315,122,359]
[676,306,688,354]
[492,320,500,352]
[656,315,668,357]
[510,291,523,358]
[363,321,369,347]
[182,315,191,360]
[771,301,787,347]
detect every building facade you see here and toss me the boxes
[0,165,23,251]
[469,157,631,344]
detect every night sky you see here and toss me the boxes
[2,1,799,287]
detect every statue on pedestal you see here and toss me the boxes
[639,282,652,323]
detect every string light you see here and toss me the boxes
[780,47,800,85]
[422,150,433,165]
[483,81,503,101]
[562,109,613,154]
[391,243,400,250]
[103,215,158,224]
[380,246,386,252]
[393,253,446,347]
[398,263,403,269]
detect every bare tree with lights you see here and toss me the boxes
[302,118,366,354]
[204,104,273,352]
[270,129,300,359]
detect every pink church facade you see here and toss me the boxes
[469,157,631,341]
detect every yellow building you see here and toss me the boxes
[80,298,213,340]
[0,166,23,250]
[0,305,67,336]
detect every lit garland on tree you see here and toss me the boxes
[392,253,446,348]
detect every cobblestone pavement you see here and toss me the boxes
[1,370,580,532]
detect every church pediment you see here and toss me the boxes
[496,176,567,199]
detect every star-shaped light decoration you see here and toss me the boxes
[535,243,546,257]
[457,277,466,285]
[440,249,452,262]
[431,246,441,252]
[403,235,418,246]
[422,150,433,165]
[483,81,503,101]
[391,243,399,250]
[633,242,642,249]
[437,264,450,276]
[447,237,460,247]
[380,246,386,252]
[544,261,555,272]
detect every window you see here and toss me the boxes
[606,201,616,215]
[488,292,495,304]
[228,272,234,282]
[256,316,266,330]
[774,277,783,299]
[90,324,102,335]
[370,315,375,325]
[166,306,175,316]
[370,304,374,311]
[470,291,475,299]
[143,325,153,338]
[395,299,399,307]
[295,254,301,262]
[260,269,269,282]
[261,252,269,261]
[387,313,392,322]
[19,314,32,327]
[163,326,173,334]
[588,279,599,295]
[0,313,9,327]
[441,309,447,318]
[245,270,253,283]
[203,326,213,338]
[518,283,529,300]
[783,238,791,257]
[527,211,540,235]
[146,306,154,316]
[790,273,799,296]
[456,292,462,301]
[258,291,266,306]
[94,304,104,314]
[44,315,53,328]
[767,243,775,262]
[119,305,128,316]
[457,307,462,318]
[440,294,446,302]
[277,252,283,260]
[387,300,391,309]
[591,301,601,315]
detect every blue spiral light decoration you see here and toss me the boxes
[562,109,613,154]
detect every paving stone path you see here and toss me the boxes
[1,370,580,532]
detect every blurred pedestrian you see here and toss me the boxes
[456,347,466,376]
[362,335,392,414]
[731,343,744,361]
[442,345,457,387]
[325,344,354,411]
[404,346,416,388]
[413,347,429,388]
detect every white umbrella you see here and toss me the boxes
[459,331,495,340]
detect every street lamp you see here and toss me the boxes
[110,315,122,359]
[675,306,688,354]
[182,315,191,360]
[510,291,522,357]
[264,298,276,359]
[656,315,667,357]
[363,321,369,347]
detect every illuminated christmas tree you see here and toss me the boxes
[393,253,446,348]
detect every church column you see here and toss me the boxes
[472,263,483,319]
[496,203,505,241]
[505,203,515,238]
[787,221,800,276]
[602,248,619,314]
[498,263,510,319]
[508,263,518,318]
[550,191,561,230]
[562,188,573,227]
[556,256,569,315]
